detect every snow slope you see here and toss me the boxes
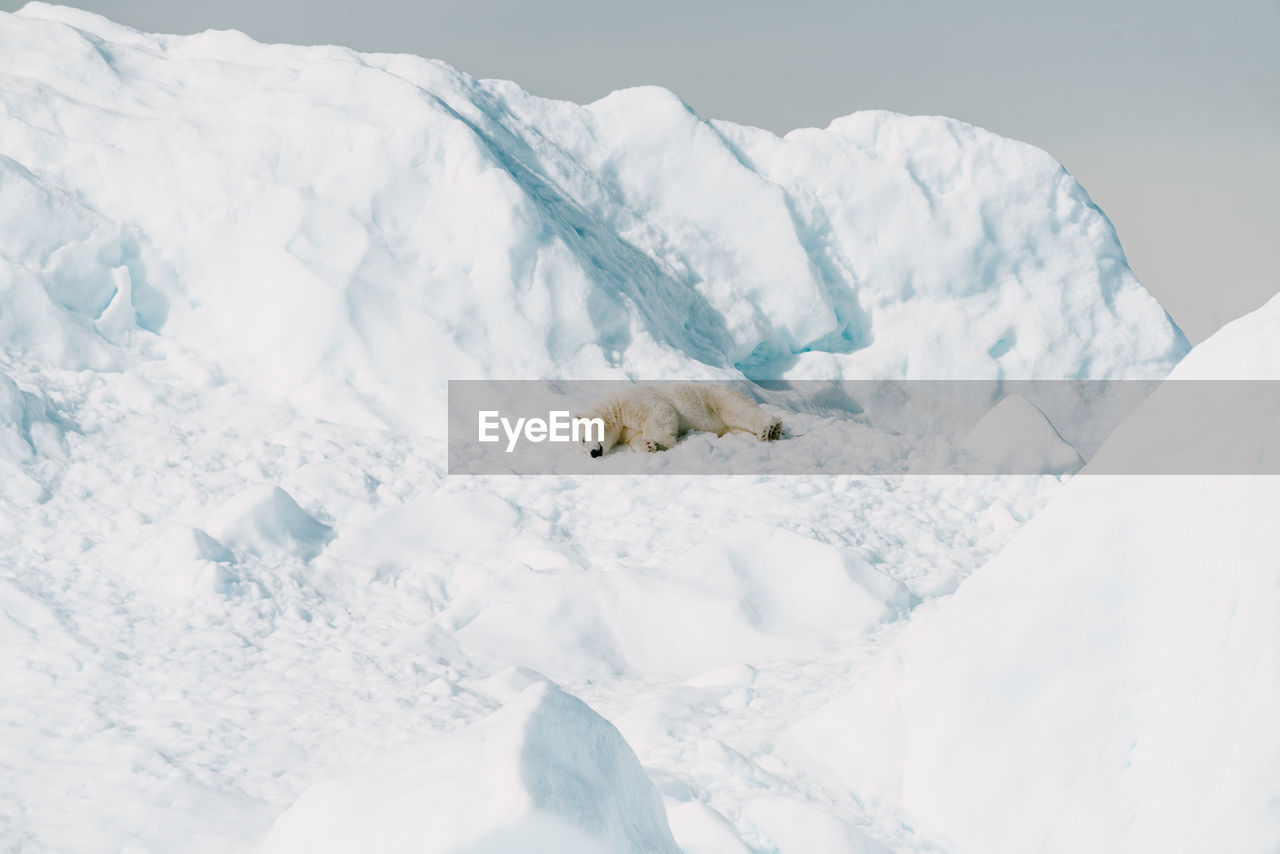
[800,291,1280,853]
[0,4,1206,854]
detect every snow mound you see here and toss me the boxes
[796,297,1280,853]
[456,521,912,680]
[260,681,681,854]
[133,525,237,599]
[663,521,912,637]
[0,3,1186,439]
[206,485,334,562]
[960,393,1083,474]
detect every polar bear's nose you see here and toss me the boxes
[590,444,603,458]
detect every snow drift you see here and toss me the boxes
[799,291,1280,853]
[260,681,681,854]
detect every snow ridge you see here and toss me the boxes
[0,3,1186,437]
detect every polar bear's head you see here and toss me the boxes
[575,409,619,458]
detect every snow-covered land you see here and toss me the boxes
[2,4,1272,854]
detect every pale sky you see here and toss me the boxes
[5,0,1277,342]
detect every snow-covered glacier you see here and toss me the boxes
[3,4,1267,854]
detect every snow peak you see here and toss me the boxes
[477,411,604,453]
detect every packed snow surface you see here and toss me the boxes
[2,4,1259,854]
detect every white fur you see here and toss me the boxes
[579,384,782,455]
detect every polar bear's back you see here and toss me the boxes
[662,383,752,434]
[585,383,774,446]
[596,384,732,433]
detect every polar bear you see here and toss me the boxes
[578,383,782,457]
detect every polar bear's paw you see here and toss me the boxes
[642,439,662,453]
[758,419,783,442]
